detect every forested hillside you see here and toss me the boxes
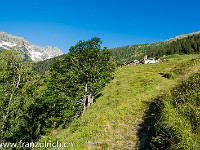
[32,55,65,75]
[110,41,169,62]
[110,31,200,63]
[0,37,114,145]
[146,33,200,57]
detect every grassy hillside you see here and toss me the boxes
[37,54,200,149]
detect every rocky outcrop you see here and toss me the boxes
[0,32,63,62]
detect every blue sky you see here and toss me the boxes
[1,0,200,53]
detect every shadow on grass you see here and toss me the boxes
[136,98,163,150]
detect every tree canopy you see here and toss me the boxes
[0,37,115,143]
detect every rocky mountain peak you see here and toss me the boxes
[0,32,64,62]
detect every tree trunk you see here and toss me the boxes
[82,84,95,115]
[87,94,94,107]
[82,84,87,115]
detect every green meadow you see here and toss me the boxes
[36,54,200,149]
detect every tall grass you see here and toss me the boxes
[154,73,200,149]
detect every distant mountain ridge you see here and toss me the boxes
[166,30,200,42]
[0,32,63,62]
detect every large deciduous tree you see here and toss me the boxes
[50,37,115,117]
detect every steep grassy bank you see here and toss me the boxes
[154,72,200,149]
[138,54,200,149]
[38,54,200,149]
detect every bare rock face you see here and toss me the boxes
[0,32,63,62]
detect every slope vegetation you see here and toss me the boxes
[38,54,200,149]
[110,31,200,63]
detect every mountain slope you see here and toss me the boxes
[37,54,200,149]
[0,32,63,62]
[32,30,200,75]
[110,30,200,62]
